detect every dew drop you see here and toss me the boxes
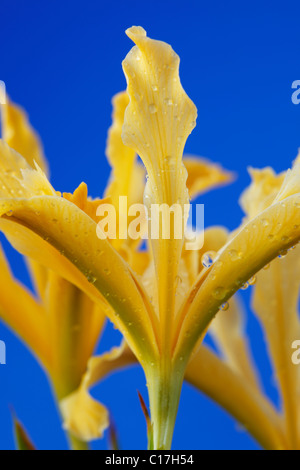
[241,282,249,290]
[248,276,257,286]
[263,263,270,270]
[201,251,216,268]
[213,286,226,300]
[220,302,229,311]
[261,218,269,227]
[278,250,288,259]
[228,249,242,261]
[148,103,157,114]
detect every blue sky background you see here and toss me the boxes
[0,0,299,450]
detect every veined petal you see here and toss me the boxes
[44,271,106,399]
[0,142,158,362]
[209,295,260,389]
[0,244,50,367]
[183,155,234,200]
[61,341,136,441]
[175,156,300,362]
[1,98,49,175]
[0,201,158,364]
[122,26,197,351]
[252,249,300,448]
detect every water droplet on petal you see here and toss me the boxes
[241,282,249,290]
[261,218,269,227]
[278,250,288,259]
[248,276,257,285]
[228,249,242,261]
[201,251,216,268]
[213,286,226,300]
[220,302,229,311]
[149,103,157,114]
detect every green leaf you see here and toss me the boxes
[12,413,36,450]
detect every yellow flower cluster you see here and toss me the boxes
[0,27,300,450]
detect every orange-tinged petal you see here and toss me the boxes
[183,155,234,200]
[63,182,108,223]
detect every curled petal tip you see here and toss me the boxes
[126,26,147,42]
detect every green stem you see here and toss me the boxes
[68,433,89,451]
[146,360,185,450]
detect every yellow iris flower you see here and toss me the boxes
[1,26,300,450]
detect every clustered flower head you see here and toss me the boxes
[0,26,300,450]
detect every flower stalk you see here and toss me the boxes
[146,360,186,450]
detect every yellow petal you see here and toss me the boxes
[0,210,158,365]
[0,244,50,367]
[252,248,300,448]
[1,98,49,175]
[209,295,260,389]
[105,91,147,250]
[122,26,197,351]
[175,192,300,363]
[275,152,300,202]
[0,140,55,199]
[0,142,159,361]
[183,226,228,285]
[240,167,285,219]
[185,345,286,450]
[44,271,106,399]
[105,91,136,207]
[63,182,108,223]
[61,341,136,441]
[183,155,234,200]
